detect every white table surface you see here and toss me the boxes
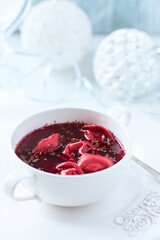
[0,34,160,240]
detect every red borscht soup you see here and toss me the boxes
[15,121,125,175]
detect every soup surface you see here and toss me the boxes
[15,121,125,175]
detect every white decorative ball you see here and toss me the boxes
[21,0,92,69]
[93,29,160,100]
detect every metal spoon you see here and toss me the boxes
[131,155,160,182]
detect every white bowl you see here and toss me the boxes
[4,107,131,206]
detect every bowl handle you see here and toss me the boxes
[107,105,131,127]
[4,169,39,201]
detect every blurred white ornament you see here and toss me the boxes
[21,0,92,70]
[93,29,160,101]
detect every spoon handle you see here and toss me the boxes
[131,155,160,182]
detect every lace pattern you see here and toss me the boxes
[114,192,160,236]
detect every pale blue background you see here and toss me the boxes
[33,0,160,34]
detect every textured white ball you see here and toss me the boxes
[93,29,160,100]
[21,0,92,69]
